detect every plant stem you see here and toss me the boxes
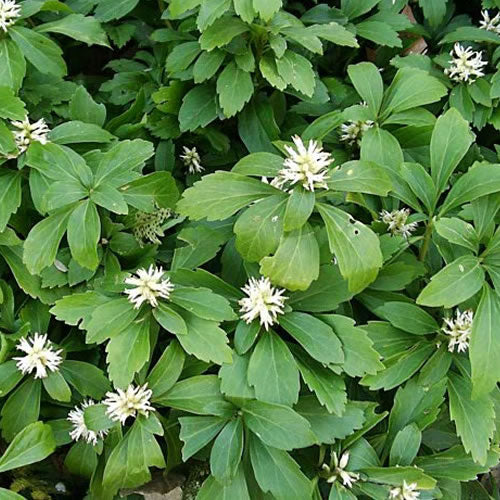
[419,219,433,261]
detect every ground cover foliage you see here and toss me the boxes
[2,0,500,498]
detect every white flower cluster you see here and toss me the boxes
[124,265,175,309]
[340,120,374,146]
[480,10,500,34]
[389,481,420,500]
[380,209,418,238]
[442,309,473,353]
[444,43,487,84]
[10,117,50,156]
[0,0,20,33]
[67,400,108,446]
[322,452,359,489]
[273,135,333,192]
[238,276,287,331]
[13,333,63,379]
[180,146,204,174]
[103,383,155,425]
[133,205,172,246]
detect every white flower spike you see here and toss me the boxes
[444,43,487,84]
[124,265,175,308]
[389,480,420,500]
[180,146,204,174]
[13,333,63,379]
[103,383,155,425]
[274,135,333,192]
[442,309,473,353]
[10,117,50,154]
[340,120,374,146]
[68,400,108,446]
[380,209,418,238]
[0,0,21,33]
[238,277,287,331]
[480,10,500,34]
[322,451,360,489]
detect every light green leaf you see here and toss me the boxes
[36,14,109,46]
[9,26,66,78]
[0,171,22,232]
[253,0,281,21]
[179,415,227,461]
[0,422,55,473]
[416,255,484,308]
[49,121,114,144]
[0,86,25,120]
[420,0,447,27]
[210,417,244,483]
[94,0,139,22]
[248,330,299,406]
[260,223,320,291]
[198,464,250,500]
[199,17,249,51]
[69,86,106,127]
[448,372,495,465]
[216,61,253,118]
[179,84,218,132]
[42,371,71,402]
[389,424,421,466]
[67,200,100,270]
[317,203,382,293]
[242,400,316,450]
[375,302,439,335]
[0,39,26,92]
[347,62,383,115]
[276,50,315,97]
[283,188,315,232]
[430,108,474,196]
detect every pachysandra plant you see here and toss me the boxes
[1,0,500,499]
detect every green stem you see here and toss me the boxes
[419,219,434,261]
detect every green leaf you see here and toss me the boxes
[198,0,232,31]
[448,372,495,465]
[319,315,383,377]
[177,171,279,221]
[0,422,55,473]
[210,417,244,483]
[83,404,113,433]
[217,62,254,118]
[242,400,316,450]
[434,217,479,252]
[360,342,434,390]
[49,121,114,144]
[0,171,22,232]
[328,160,392,196]
[179,84,218,132]
[389,424,421,466]
[430,108,474,196]
[283,188,315,231]
[416,255,485,308]
[36,14,109,47]
[69,86,106,127]
[176,310,232,365]
[219,353,255,399]
[42,370,71,402]
[147,340,185,400]
[439,164,500,216]
[179,415,227,461]
[470,285,500,398]
[166,41,201,74]
[23,205,74,274]
[276,50,315,97]
[302,111,344,142]
[260,223,320,291]
[1,378,41,441]
[248,330,299,406]
[170,287,236,322]
[309,22,358,48]
[0,86,25,120]
[420,0,447,27]
[0,39,26,92]
[375,302,439,335]
[234,195,287,262]
[90,184,128,215]
[341,0,381,19]
[253,0,281,21]
[67,200,100,270]
[158,375,235,417]
[441,26,500,44]
[169,0,201,17]
[279,312,344,365]
[347,62,383,115]
[60,360,110,399]
[381,68,447,118]
[193,49,226,83]
[355,21,401,48]
[152,302,187,336]
[94,0,139,22]
[0,121,17,156]
[199,17,249,51]
[360,466,436,489]
[106,316,150,388]
[317,203,383,293]
[94,139,154,188]
[198,464,250,500]
[249,434,312,500]
[0,361,24,398]
[9,26,66,78]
